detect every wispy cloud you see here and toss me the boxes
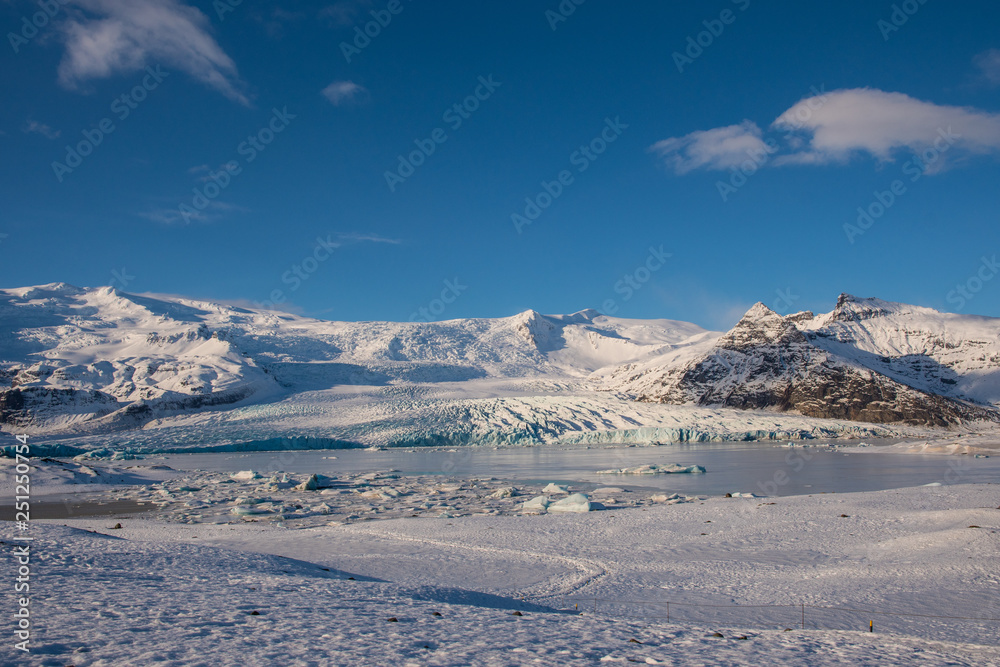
[974,48,1000,86]
[650,121,769,174]
[141,200,247,225]
[252,8,307,39]
[23,120,61,139]
[320,0,373,26]
[57,0,248,105]
[338,232,402,245]
[652,88,1000,175]
[321,80,368,106]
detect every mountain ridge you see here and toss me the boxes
[2,284,999,440]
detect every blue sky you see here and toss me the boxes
[3,0,1000,329]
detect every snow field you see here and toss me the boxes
[9,483,997,665]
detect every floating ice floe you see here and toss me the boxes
[231,470,263,481]
[596,464,706,475]
[542,483,570,494]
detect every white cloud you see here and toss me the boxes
[141,200,246,225]
[652,88,1000,175]
[321,80,368,106]
[974,48,1000,86]
[58,0,248,104]
[772,88,1000,164]
[23,120,61,139]
[650,121,769,174]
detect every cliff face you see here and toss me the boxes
[606,297,1000,427]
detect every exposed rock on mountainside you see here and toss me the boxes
[608,296,1000,426]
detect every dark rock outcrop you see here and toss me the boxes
[633,301,1000,427]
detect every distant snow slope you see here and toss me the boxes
[604,294,1000,427]
[0,284,713,445]
[1,284,997,450]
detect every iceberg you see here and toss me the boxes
[295,474,320,491]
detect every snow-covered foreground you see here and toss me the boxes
[7,484,999,666]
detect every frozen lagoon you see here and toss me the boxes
[150,440,999,497]
[5,440,1000,664]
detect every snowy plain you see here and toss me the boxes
[3,482,999,666]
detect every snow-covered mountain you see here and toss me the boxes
[604,294,1000,426]
[0,283,706,435]
[1,284,998,449]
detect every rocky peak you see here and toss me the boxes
[717,303,808,351]
[785,311,815,323]
[831,294,893,323]
[513,310,556,349]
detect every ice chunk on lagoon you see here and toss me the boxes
[542,483,570,494]
[519,495,551,513]
[548,493,591,513]
[295,474,320,491]
[596,463,706,475]
[231,506,270,516]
